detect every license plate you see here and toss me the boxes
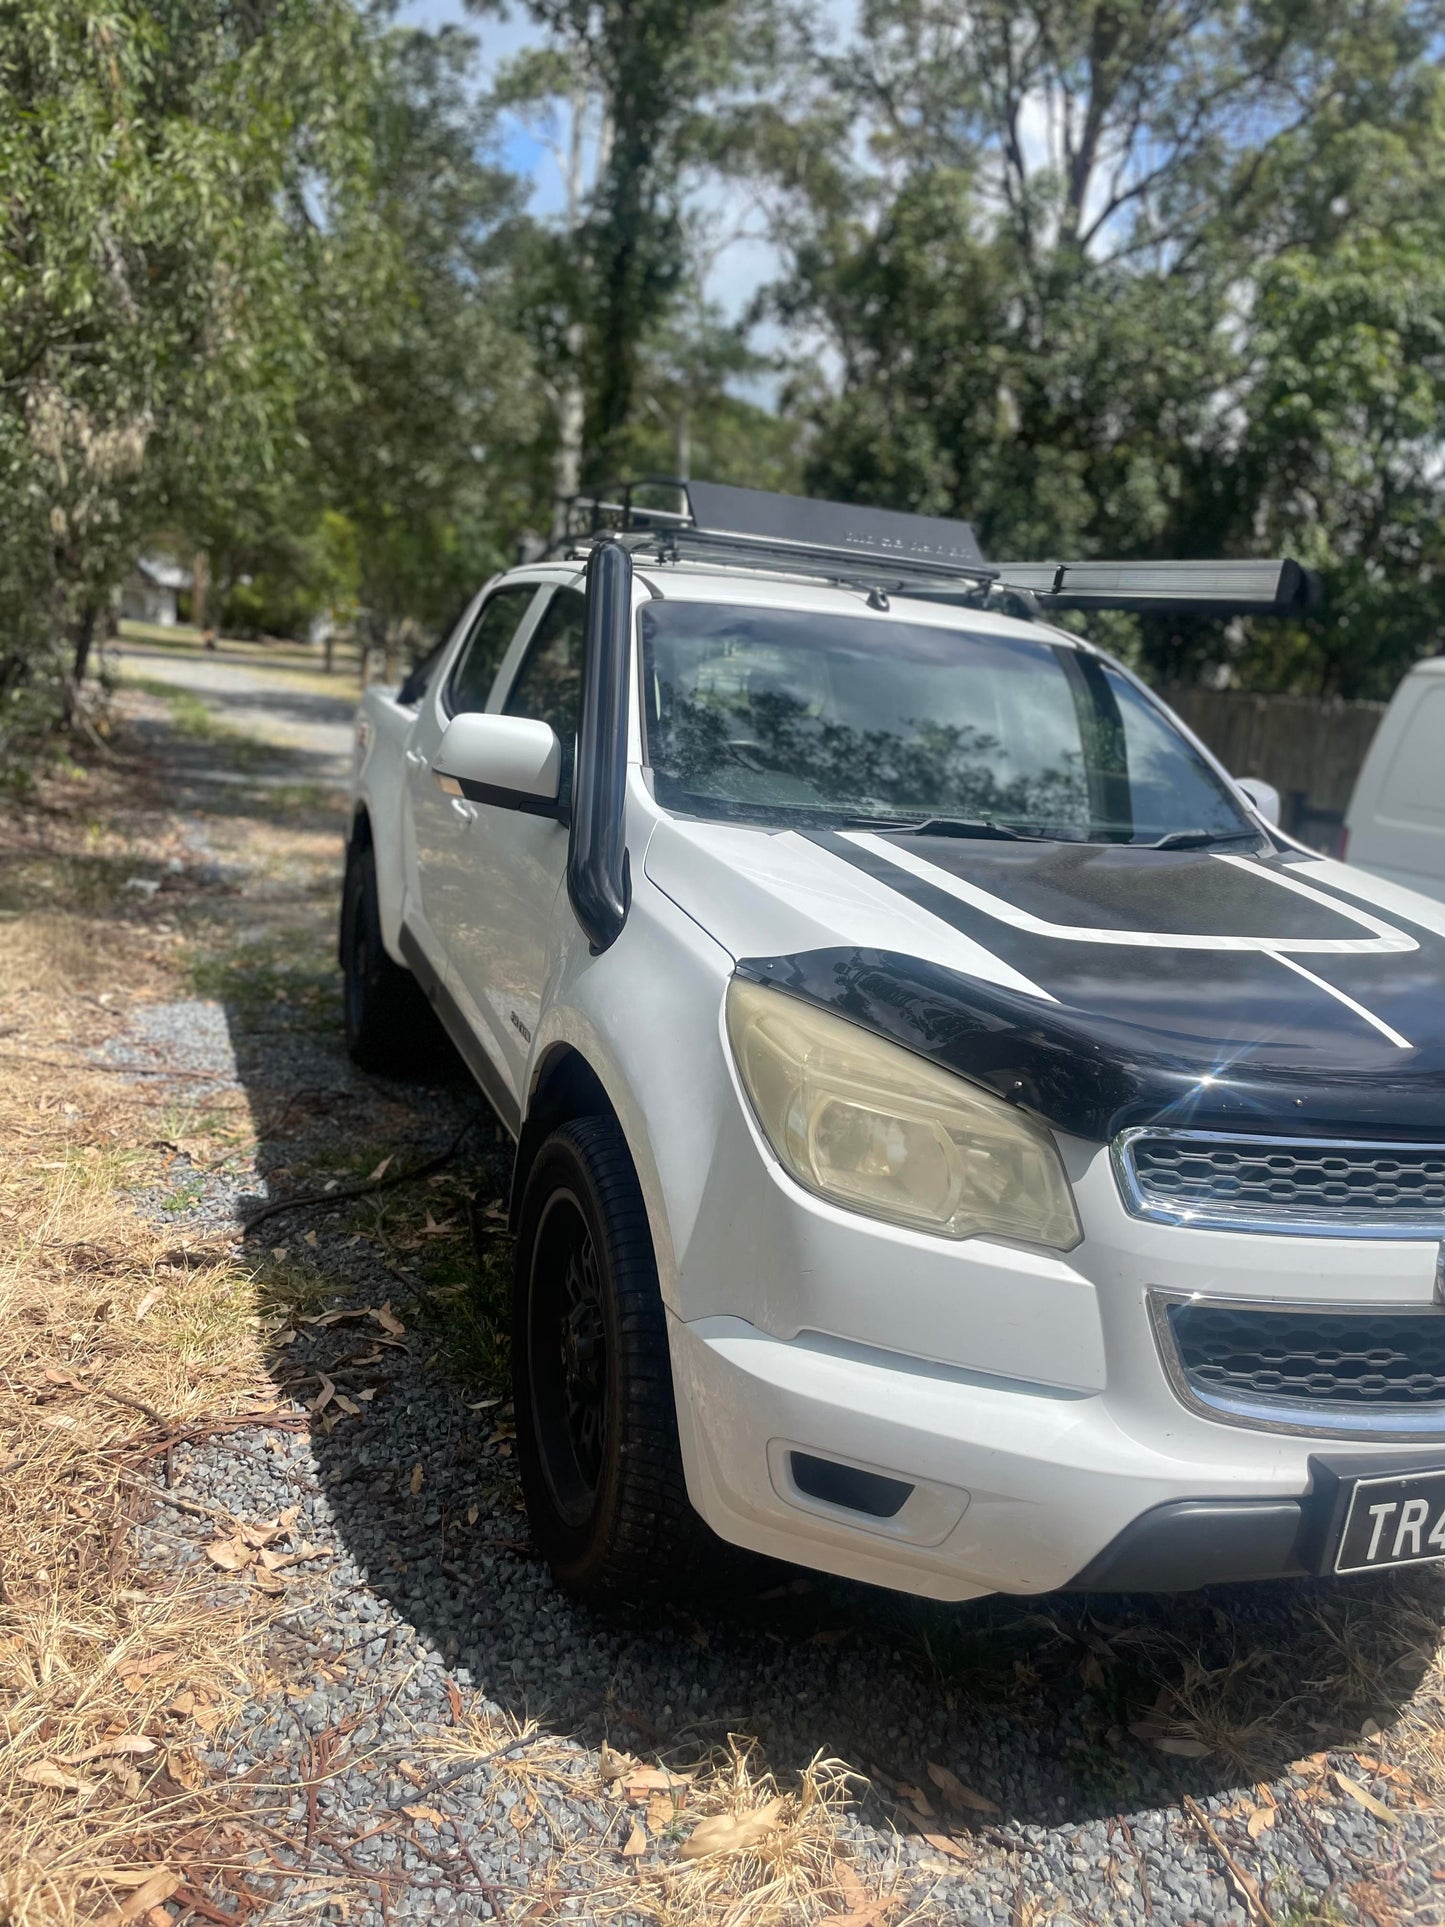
[1333,1467,1445,1574]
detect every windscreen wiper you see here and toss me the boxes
[836,813,1042,841]
[1144,827,1263,850]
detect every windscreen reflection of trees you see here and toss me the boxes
[657,684,1091,829]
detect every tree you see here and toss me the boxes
[475,0,783,508]
[761,0,1445,696]
[301,18,543,650]
[0,0,377,757]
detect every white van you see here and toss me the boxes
[1345,657,1445,901]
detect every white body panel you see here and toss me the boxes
[1345,657,1445,902]
[349,559,1445,1600]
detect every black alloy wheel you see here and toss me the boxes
[512,1115,706,1598]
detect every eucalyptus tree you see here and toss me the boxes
[763,0,1445,695]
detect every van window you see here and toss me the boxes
[1381,683,1445,828]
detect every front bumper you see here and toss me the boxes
[670,1315,1445,1597]
[666,1105,1445,1599]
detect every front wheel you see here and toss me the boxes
[513,1116,704,1599]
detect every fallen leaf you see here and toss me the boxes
[897,1781,935,1819]
[271,1246,288,1260]
[409,1462,424,1496]
[162,1746,204,1793]
[599,1743,632,1781]
[358,1387,377,1401]
[1335,1770,1397,1826]
[622,1818,648,1856]
[509,1803,531,1833]
[368,1155,394,1182]
[680,1796,785,1859]
[447,1681,463,1724]
[304,1230,318,1248]
[115,1869,182,1921]
[467,1396,501,1412]
[926,1761,1000,1816]
[116,1651,176,1683]
[1155,1735,1210,1759]
[403,1803,447,1826]
[334,1394,361,1417]
[1247,1806,1277,1840]
[374,1302,406,1336]
[21,1760,96,1794]
[133,1288,161,1322]
[63,1737,156,1764]
[252,1567,286,1595]
[204,1536,252,1572]
[917,1829,971,1863]
[466,1503,479,1526]
[648,1789,685,1829]
[623,1765,693,1801]
[238,1509,297,1549]
[310,1375,336,1414]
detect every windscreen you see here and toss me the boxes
[639,601,1254,843]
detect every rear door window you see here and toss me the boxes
[446,586,541,716]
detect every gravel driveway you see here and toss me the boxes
[108,649,1445,1926]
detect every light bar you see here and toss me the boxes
[996,557,1320,617]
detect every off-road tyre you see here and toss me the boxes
[513,1116,709,1600]
[340,840,433,1074]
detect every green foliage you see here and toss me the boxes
[765,0,1445,697]
[0,0,374,754]
[8,0,1444,733]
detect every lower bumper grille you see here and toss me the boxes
[1156,1297,1445,1438]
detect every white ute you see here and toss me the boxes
[343,481,1445,1603]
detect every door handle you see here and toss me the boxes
[405,748,429,769]
[450,797,477,825]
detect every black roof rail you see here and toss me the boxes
[554,480,1317,618]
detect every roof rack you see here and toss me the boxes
[561,478,998,599]
[558,480,1318,618]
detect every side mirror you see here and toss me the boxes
[433,712,563,816]
[1236,776,1281,826]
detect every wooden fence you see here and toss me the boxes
[1161,685,1388,852]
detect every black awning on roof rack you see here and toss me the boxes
[994,556,1321,617]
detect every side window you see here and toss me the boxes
[502,590,587,740]
[446,586,539,716]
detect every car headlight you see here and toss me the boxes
[725,977,1081,1251]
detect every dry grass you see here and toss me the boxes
[0,780,282,1924]
[0,728,906,1927]
[412,1714,906,1926]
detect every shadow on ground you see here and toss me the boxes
[214,956,1443,1842]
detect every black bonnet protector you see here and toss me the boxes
[735,835,1445,1143]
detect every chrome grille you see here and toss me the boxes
[1115,1129,1445,1235]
